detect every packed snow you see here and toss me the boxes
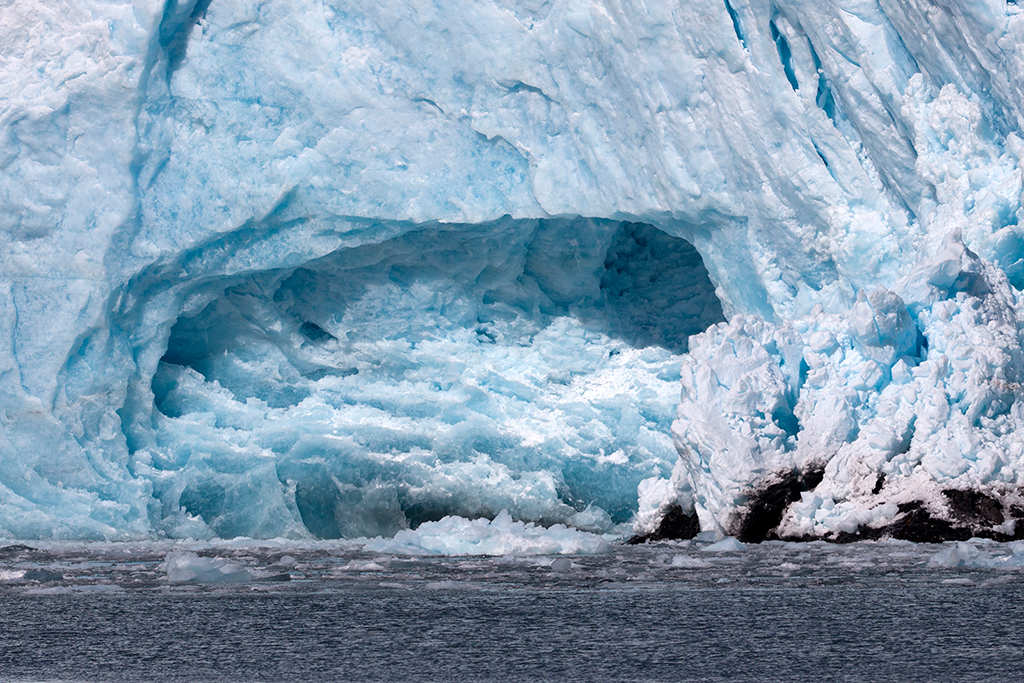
[1,0,1024,541]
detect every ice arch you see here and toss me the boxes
[135,217,723,538]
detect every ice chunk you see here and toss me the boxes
[928,543,978,568]
[928,541,1024,569]
[339,560,386,572]
[670,555,710,568]
[548,558,573,572]
[362,510,611,556]
[161,551,254,583]
[700,537,748,553]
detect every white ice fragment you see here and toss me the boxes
[928,542,983,569]
[670,555,709,568]
[569,505,615,533]
[928,546,962,568]
[424,580,480,590]
[160,551,254,583]
[339,560,386,572]
[941,578,975,585]
[362,510,611,556]
[700,537,747,553]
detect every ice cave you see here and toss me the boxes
[3,0,1024,544]
[145,217,723,539]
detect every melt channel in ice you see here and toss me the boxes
[2,0,1024,542]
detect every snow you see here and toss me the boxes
[2,0,1024,541]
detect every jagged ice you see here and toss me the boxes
[2,0,1024,541]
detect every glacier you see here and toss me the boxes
[2,0,1024,542]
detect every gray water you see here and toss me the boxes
[0,539,1021,682]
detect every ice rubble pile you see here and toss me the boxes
[363,509,611,555]
[928,540,1024,569]
[2,0,1024,540]
[640,79,1024,542]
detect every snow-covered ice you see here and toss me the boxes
[2,0,1024,542]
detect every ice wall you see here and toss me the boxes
[1,0,1023,540]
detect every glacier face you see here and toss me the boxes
[1,0,1024,540]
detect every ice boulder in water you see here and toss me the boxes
[700,538,748,553]
[161,551,253,583]
[2,0,1024,542]
[928,541,1024,569]
[362,510,612,556]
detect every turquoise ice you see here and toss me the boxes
[2,0,1024,539]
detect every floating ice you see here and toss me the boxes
[700,538,748,553]
[670,555,710,568]
[338,560,386,572]
[161,551,254,583]
[548,557,574,572]
[928,543,981,569]
[928,541,1024,569]
[362,510,612,556]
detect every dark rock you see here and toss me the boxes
[801,467,825,491]
[886,503,973,543]
[871,473,885,495]
[635,483,1024,545]
[943,489,1004,526]
[626,504,699,544]
[833,500,1015,544]
[735,466,825,543]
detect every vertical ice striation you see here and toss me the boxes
[1,0,1023,540]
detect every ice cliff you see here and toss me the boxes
[2,0,1024,541]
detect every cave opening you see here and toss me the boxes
[149,217,725,539]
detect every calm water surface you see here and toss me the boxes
[0,539,1021,682]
